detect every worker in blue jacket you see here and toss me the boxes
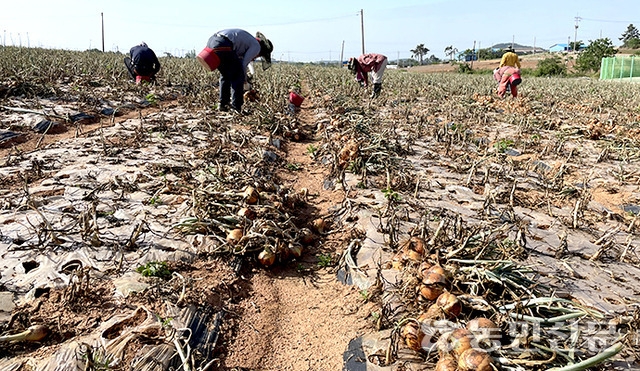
[124,42,161,84]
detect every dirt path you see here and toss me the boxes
[221,97,378,370]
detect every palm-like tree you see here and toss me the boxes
[444,45,458,61]
[411,44,430,65]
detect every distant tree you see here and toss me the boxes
[426,54,441,64]
[477,48,502,60]
[459,48,476,61]
[164,52,174,58]
[576,38,617,73]
[534,56,566,77]
[411,44,430,65]
[569,40,584,51]
[444,45,457,61]
[620,24,640,48]
[185,49,196,58]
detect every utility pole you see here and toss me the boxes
[360,9,365,55]
[471,40,476,69]
[511,35,514,49]
[533,37,536,54]
[574,15,581,52]
[101,12,105,52]
[397,51,400,67]
[568,36,571,52]
[340,40,344,66]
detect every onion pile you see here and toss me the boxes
[431,318,499,371]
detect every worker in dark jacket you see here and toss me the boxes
[124,42,161,84]
[197,29,273,113]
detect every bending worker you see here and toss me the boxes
[124,42,161,84]
[197,29,273,113]
[347,53,388,98]
[494,47,522,98]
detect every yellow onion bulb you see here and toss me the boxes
[226,228,243,245]
[419,265,448,301]
[404,249,423,262]
[437,328,473,359]
[435,353,458,371]
[311,218,326,234]
[418,261,432,277]
[237,207,257,220]
[401,321,425,352]
[436,292,462,319]
[298,228,315,246]
[466,318,501,347]
[457,348,493,371]
[408,236,426,255]
[242,186,259,205]
[288,243,304,259]
[258,248,276,267]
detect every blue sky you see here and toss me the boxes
[1,0,639,61]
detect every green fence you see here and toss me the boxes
[600,56,640,80]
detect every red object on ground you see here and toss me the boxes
[197,47,221,71]
[289,91,304,107]
[136,75,151,84]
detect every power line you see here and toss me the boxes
[581,17,639,24]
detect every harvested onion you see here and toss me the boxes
[437,328,473,358]
[237,207,257,220]
[258,248,276,266]
[298,228,315,245]
[424,292,462,319]
[311,218,326,233]
[457,348,493,371]
[435,353,458,371]
[288,243,304,259]
[226,228,243,244]
[466,318,501,347]
[419,265,448,300]
[242,186,259,205]
[401,321,425,352]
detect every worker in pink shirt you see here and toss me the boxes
[347,53,388,98]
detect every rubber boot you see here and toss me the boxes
[371,83,382,98]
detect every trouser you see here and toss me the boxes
[208,35,245,111]
[495,66,520,98]
[371,57,388,84]
[124,57,155,81]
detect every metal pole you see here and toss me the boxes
[101,12,105,52]
[360,9,365,55]
[340,40,344,66]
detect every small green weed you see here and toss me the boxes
[317,253,332,267]
[285,163,302,171]
[494,138,515,153]
[307,144,318,156]
[136,261,172,279]
[382,187,401,202]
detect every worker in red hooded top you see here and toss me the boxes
[197,29,273,113]
[124,42,161,84]
[347,53,388,98]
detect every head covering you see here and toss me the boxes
[256,32,273,70]
[347,57,358,74]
